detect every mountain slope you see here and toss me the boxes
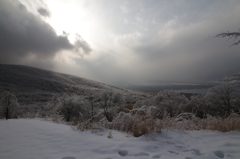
[0,64,146,104]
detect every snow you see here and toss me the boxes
[0,119,240,159]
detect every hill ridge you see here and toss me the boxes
[0,64,145,104]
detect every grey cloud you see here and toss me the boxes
[65,0,240,85]
[123,1,239,83]
[132,22,240,83]
[74,34,92,56]
[0,0,91,68]
[38,7,50,17]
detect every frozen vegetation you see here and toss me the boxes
[0,119,240,159]
[1,64,240,159]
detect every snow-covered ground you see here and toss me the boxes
[0,119,240,159]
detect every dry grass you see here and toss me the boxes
[198,115,240,132]
[124,113,240,136]
[131,118,162,137]
[117,104,135,113]
[76,120,94,131]
[19,112,39,119]
[125,104,134,110]
[156,114,240,132]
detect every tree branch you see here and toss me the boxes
[216,30,240,46]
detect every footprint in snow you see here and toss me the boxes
[190,149,201,156]
[152,154,161,158]
[153,146,159,150]
[62,157,76,159]
[164,141,174,144]
[175,145,186,150]
[118,150,128,157]
[214,150,225,158]
[184,149,202,156]
[134,152,150,156]
[168,150,179,155]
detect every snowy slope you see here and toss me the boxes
[0,119,240,159]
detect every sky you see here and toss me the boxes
[0,0,240,86]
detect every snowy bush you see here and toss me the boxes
[111,112,133,132]
[110,105,162,137]
[174,113,196,122]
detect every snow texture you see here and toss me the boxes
[0,119,240,159]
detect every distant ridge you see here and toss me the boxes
[0,64,145,104]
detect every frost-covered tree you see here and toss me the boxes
[205,83,240,117]
[57,94,87,122]
[97,91,124,122]
[221,72,240,82]
[134,97,153,109]
[153,90,189,118]
[0,91,19,120]
[184,95,208,118]
[83,95,98,119]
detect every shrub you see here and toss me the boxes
[110,106,162,137]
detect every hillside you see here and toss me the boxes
[0,64,146,104]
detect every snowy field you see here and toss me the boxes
[0,119,240,159]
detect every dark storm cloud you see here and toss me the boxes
[0,0,91,68]
[37,7,50,17]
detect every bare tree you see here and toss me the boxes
[216,29,240,46]
[0,91,19,120]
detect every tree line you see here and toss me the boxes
[1,81,239,121]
